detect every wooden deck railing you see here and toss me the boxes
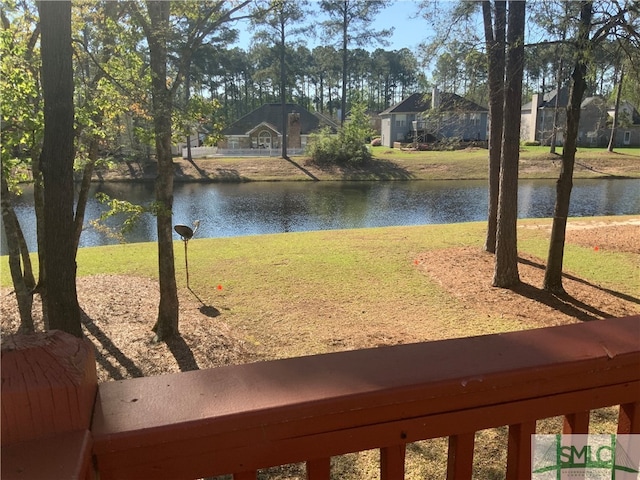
[90,315,640,480]
[2,316,639,479]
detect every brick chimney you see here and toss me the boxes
[432,86,440,109]
[288,112,301,148]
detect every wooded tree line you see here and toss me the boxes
[1,0,638,342]
[199,44,423,123]
[4,1,639,163]
[426,1,640,109]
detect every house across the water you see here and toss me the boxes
[379,87,489,148]
[520,88,640,147]
[217,103,339,154]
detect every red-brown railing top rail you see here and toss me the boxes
[91,315,640,479]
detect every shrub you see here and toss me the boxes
[306,100,374,165]
[306,128,341,164]
[522,140,541,146]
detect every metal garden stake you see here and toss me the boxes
[174,220,200,289]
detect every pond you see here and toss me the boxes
[2,178,639,254]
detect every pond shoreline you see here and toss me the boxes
[90,150,640,184]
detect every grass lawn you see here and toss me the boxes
[370,144,640,160]
[4,217,637,360]
[366,145,640,180]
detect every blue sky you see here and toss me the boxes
[368,1,428,51]
[233,1,431,52]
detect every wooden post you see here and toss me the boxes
[1,330,97,479]
[446,432,475,479]
[307,457,331,479]
[381,444,406,480]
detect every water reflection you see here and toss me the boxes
[2,178,639,253]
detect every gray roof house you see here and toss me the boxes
[608,100,640,147]
[218,103,338,153]
[521,88,640,147]
[379,88,489,148]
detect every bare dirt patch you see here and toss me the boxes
[1,275,252,383]
[416,222,639,328]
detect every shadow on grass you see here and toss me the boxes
[188,287,221,318]
[174,160,212,180]
[81,304,203,376]
[312,158,415,180]
[214,168,249,182]
[509,256,638,322]
[185,157,211,179]
[81,308,144,380]
[165,335,199,372]
[282,155,320,181]
[518,256,639,305]
[510,281,611,322]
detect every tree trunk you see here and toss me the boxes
[482,0,506,254]
[185,57,193,163]
[607,65,624,152]
[73,143,97,254]
[493,0,525,288]
[550,7,569,155]
[280,20,288,159]
[544,1,593,294]
[147,1,179,341]
[31,152,48,329]
[1,176,34,332]
[340,3,348,124]
[549,56,563,154]
[37,0,82,337]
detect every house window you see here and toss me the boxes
[624,131,631,145]
[258,130,272,148]
[395,114,406,128]
[469,113,481,126]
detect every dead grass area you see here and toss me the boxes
[91,150,639,183]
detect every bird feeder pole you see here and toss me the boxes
[174,221,200,289]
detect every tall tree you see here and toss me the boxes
[312,45,341,113]
[543,1,593,293]
[493,0,526,288]
[130,0,251,341]
[482,0,506,254]
[1,176,35,332]
[72,1,127,253]
[607,63,624,151]
[37,0,82,336]
[1,1,40,331]
[253,0,308,158]
[543,0,639,293]
[138,1,179,340]
[320,0,391,123]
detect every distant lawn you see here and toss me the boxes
[368,145,640,180]
[519,145,640,157]
[371,144,640,160]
